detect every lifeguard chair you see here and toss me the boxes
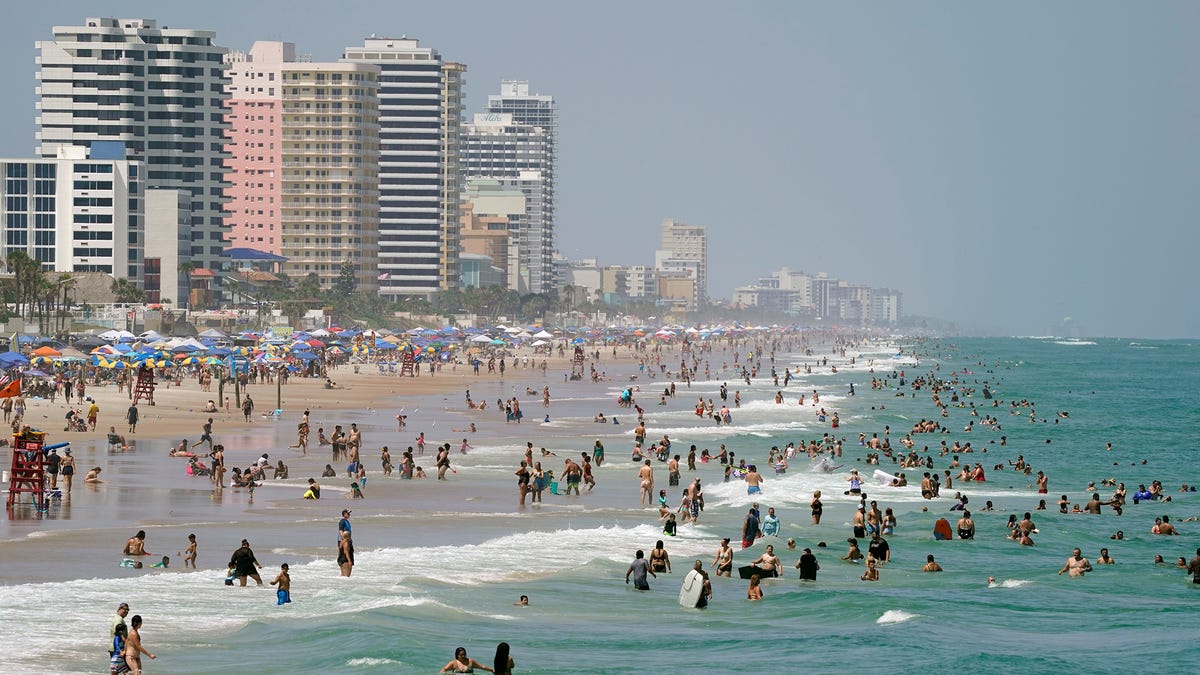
[133,365,156,406]
[571,346,585,380]
[7,429,46,512]
[399,348,415,378]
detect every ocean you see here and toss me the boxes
[3,336,1199,673]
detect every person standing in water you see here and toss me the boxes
[625,549,655,590]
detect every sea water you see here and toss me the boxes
[3,337,1199,673]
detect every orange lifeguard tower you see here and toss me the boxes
[7,429,46,512]
[133,365,156,405]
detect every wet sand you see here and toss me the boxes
[0,350,597,582]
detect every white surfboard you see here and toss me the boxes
[678,569,704,607]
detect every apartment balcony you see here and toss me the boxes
[280,188,378,196]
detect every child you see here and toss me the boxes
[270,563,291,605]
[663,513,678,536]
[150,556,170,569]
[224,563,236,586]
[350,481,365,499]
[184,533,197,569]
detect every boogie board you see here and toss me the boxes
[678,570,704,607]
[933,518,953,541]
[738,565,779,580]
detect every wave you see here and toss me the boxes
[877,609,919,625]
[1054,340,1096,346]
[990,579,1032,589]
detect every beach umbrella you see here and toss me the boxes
[31,346,61,357]
[23,369,50,378]
[470,334,494,343]
[0,351,30,367]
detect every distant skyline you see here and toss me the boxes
[4,1,1197,337]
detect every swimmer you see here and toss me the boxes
[441,646,492,673]
[1058,548,1092,577]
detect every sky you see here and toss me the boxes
[2,1,1197,338]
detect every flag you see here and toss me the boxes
[0,373,9,387]
[0,379,20,399]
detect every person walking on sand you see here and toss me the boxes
[184,534,197,568]
[192,418,214,450]
[125,403,139,434]
[59,448,76,492]
[242,394,254,422]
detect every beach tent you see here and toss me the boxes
[30,346,62,357]
[470,334,494,343]
[533,330,553,339]
[196,328,228,339]
[73,335,108,350]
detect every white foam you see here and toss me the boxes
[990,579,1032,589]
[1054,340,1096,346]
[347,657,406,667]
[877,609,919,625]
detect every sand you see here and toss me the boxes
[0,348,622,582]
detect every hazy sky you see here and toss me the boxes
[3,1,1197,337]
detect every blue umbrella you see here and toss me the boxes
[0,351,30,367]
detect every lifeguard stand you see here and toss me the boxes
[7,429,46,511]
[571,346,585,380]
[400,348,415,377]
[133,366,156,406]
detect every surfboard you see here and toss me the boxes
[678,570,704,607]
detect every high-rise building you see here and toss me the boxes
[341,37,466,299]
[35,17,230,276]
[225,41,380,292]
[0,145,142,283]
[462,80,558,294]
[655,218,707,311]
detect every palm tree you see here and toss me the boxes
[178,261,196,309]
[5,251,43,320]
[111,278,145,304]
[56,273,77,334]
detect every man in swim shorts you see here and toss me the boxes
[742,507,760,549]
[270,563,291,604]
[1058,548,1093,577]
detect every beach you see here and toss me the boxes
[3,335,1200,673]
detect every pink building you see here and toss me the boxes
[224,41,288,255]
[223,42,381,291]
